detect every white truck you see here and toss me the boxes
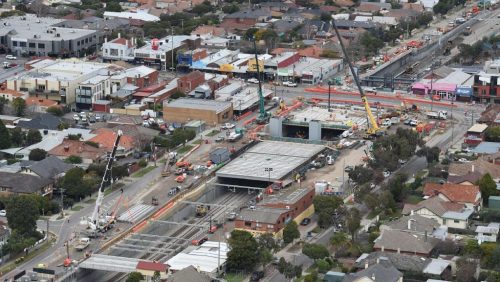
[74,237,90,251]
[227,132,242,142]
[427,110,448,120]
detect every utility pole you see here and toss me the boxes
[171,28,175,76]
[328,80,332,112]
[60,188,65,217]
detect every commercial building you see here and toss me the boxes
[464,123,488,146]
[7,59,112,104]
[166,241,228,275]
[163,98,233,124]
[473,59,500,104]
[214,82,273,114]
[102,36,137,61]
[0,14,98,57]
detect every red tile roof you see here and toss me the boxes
[0,88,24,98]
[110,37,134,48]
[89,128,136,151]
[136,261,168,272]
[25,97,59,108]
[423,183,481,204]
[48,140,106,161]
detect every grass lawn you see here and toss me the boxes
[224,273,245,282]
[84,198,96,204]
[132,166,156,178]
[406,195,423,204]
[71,205,83,211]
[206,130,220,137]
[177,145,194,154]
[192,139,202,145]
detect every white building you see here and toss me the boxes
[102,36,136,61]
[103,10,160,22]
[167,241,228,275]
[476,223,500,244]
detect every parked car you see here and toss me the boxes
[300,218,311,226]
[215,136,225,143]
[221,123,235,130]
[5,55,16,60]
[283,81,297,87]
[383,170,391,178]
[251,271,264,282]
[0,210,6,217]
[191,236,208,246]
[247,78,259,84]
[73,114,80,121]
[344,165,354,172]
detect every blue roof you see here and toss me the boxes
[472,142,500,154]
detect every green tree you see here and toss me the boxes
[302,243,329,260]
[222,3,239,13]
[417,146,440,164]
[313,195,343,213]
[360,32,384,55]
[10,127,24,146]
[0,96,7,114]
[0,120,11,149]
[316,259,331,273]
[65,155,83,164]
[126,272,144,282]
[6,195,40,236]
[257,233,278,252]
[485,126,500,142]
[464,239,482,257]
[330,232,349,251]
[26,129,42,145]
[320,12,331,22]
[62,167,90,200]
[486,245,500,270]
[191,0,213,15]
[479,173,497,205]
[348,166,374,185]
[259,247,273,269]
[29,148,47,161]
[283,221,300,244]
[46,106,64,116]
[388,173,409,202]
[245,27,259,40]
[227,230,259,272]
[105,1,122,12]
[345,208,361,243]
[3,230,37,254]
[11,97,26,117]
[152,271,161,282]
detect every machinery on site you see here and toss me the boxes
[195,204,209,217]
[252,38,271,125]
[331,18,382,139]
[162,151,177,177]
[86,130,123,235]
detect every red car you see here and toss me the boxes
[191,237,208,246]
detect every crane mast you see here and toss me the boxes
[90,130,123,227]
[331,18,380,136]
[253,38,270,124]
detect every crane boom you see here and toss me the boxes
[253,38,270,124]
[331,18,380,135]
[90,130,123,226]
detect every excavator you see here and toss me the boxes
[252,38,271,125]
[331,19,383,139]
[86,130,123,236]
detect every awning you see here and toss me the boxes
[479,76,491,83]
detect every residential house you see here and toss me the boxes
[16,113,64,130]
[423,182,482,210]
[476,223,500,244]
[166,265,212,282]
[380,214,447,239]
[220,8,272,31]
[448,159,500,181]
[48,139,107,164]
[24,156,73,181]
[25,97,59,113]
[464,123,488,146]
[0,88,25,102]
[272,20,302,36]
[298,20,331,39]
[385,8,422,21]
[102,36,136,62]
[343,259,403,282]
[0,172,53,197]
[136,261,168,280]
[373,229,439,257]
[333,20,377,31]
[89,128,136,157]
[402,197,473,229]
[191,25,227,38]
[357,1,391,13]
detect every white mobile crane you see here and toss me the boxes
[86,130,123,235]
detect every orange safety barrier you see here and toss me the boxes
[310,97,398,108]
[243,117,256,126]
[235,111,252,121]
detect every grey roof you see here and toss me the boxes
[168,265,212,282]
[381,214,440,234]
[471,141,500,154]
[334,19,377,29]
[423,259,451,275]
[165,98,232,114]
[354,252,431,272]
[0,172,52,194]
[343,260,402,282]
[273,19,301,33]
[373,230,439,255]
[56,17,130,31]
[237,207,288,223]
[17,113,63,130]
[29,156,73,179]
[442,208,474,220]
[224,8,271,19]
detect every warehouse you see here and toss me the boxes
[163,98,233,124]
[216,140,325,188]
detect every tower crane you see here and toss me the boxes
[331,18,382,138]
[252,38,271,125]
[87,130,123,233]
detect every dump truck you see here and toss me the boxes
[74,238,90,251]
[427,110,448,120]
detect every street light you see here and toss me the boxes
[327,79,333,112]
[264,167,273,184]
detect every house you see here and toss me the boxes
[380,214,447,239]
[25,97,59,113]
[25,156,73,180]
[89,128,136,157]
[477,104,500,125]
[464,123,488,146]
[136,261,168,280]
[358,1,391,13]
[102,36,136,62]
[166,241,228,275]
[343,259,403,282]
[0,88,25,102]
[476,223,500,244]
[402,197,473,229]
[166,265,212,282]
[423,182,482,210]
[0,172,53,197]
[448,159,500,181]
[48,139,107,164]
[472,59,500,104]
[16,113,64,130]
[191,25,227,37]
[220,8,272,31]
[373,229,439,257]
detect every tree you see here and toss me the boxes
[222,3,239,13]
[3,230,37,255]
[6,195,40,236]
[348,166,374,185]
[191,1,213,16]
[283,221,300,244]
[479,173,497,205]
[455,257,478,282]
[313,195,343,213]
[245,28,259,40]
[105,1,122,12]
[257,233,278,252]
[0,120,11,149]
[360,32,384,55]
[126,272,144,282]
[302,243,329,260]
[152,271,161,282]
[0,96,7,115]
[259,247,273,269]
[26,129,42,145]
[330,232,349,251]
[46,106,64,116]
[320,12,331,22]
[486,245,500,270]
[486,126,500,141]
[62,167,90,200]
[10,127,24,146]
[65,155,83,164]
[227,230,259,272]
[464,239,482,257]
[11,97,26,117]
[388,173,409,202]
[417,146,440,164]
[345,208,361,243]
[29,148,47,161]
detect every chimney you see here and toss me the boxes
[471,164,475,172]
[364,262,368,269]
[410,210,414,216]
[376,258,380,264]
[126,39,129,47]
[118,32,121,38]
[64,145,69,152]
[105,37,108,43]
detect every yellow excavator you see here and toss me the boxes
[331,19,383,139]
